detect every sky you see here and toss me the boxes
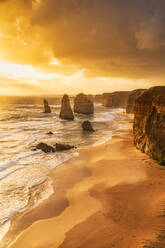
[0,0,165,95]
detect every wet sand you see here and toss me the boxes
[2,118,165,248]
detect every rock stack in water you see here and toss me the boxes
[74,93,94,115]
[126,89,146,114]
[82,121,95,132]
[133,86,165,163]
[59,94,74,120]
[43,99,51,113]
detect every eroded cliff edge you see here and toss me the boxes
[126,89,146,114]
[133,86,165,163]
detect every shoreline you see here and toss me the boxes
[0,108,122,244]
[1,115,165,248]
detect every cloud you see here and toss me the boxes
[0,0,165,82]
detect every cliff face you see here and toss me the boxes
[104,91,131,108]
[74,93,94,115]
[94,94,104,103]
[126,89,146,114]
[133,86,165,162]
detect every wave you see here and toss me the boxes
[0,151,79,242]
[0,150,41,174]
[92,132,113,146]
[94,112,115,122]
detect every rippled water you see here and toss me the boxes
[0,101,124,241]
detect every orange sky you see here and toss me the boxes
[0,0,164,95]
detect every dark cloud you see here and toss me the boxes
[1,0,165,81]
[29,0,165,79]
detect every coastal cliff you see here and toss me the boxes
[126,89,146,114]
[94,94,104,103]
[133,86,165,162]
[104,91,131,108]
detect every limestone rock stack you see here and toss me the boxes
[74,93,94,115]
[43,99,51,113]
[59,94,74,120]
[133,86,165,162]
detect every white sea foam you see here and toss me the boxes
[94,112,115,122]
[110,108,125,113]
[92,133,113,147]
[0,221,11,243]
[0,150,78,242]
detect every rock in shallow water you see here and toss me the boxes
[36,143,55,153]
[82,121,95,132]
[55,143,75,151]
[46,131,54,135]
[36,142,75,153]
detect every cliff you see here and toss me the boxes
[104,91,131,108]
[94,94,104,103]
[126,89,146,114]
[133,86,165,162]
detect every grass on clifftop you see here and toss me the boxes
[159,156,165,166]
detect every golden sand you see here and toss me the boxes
[2,119,165,248]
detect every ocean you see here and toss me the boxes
[0,99,125,241]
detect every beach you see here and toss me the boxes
[1,116,165,248]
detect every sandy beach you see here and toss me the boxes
[1,117,165,248]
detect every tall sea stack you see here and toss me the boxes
[133,86,165,162]
[59,94,74,120]
[43,99,51,113]
[74,93,94,115]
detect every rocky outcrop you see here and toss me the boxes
[74,93,94,115]
[104,91,131,108]
[126,89,146,114]
[43,99,51,113]
[36,142,75,153]
[133,86,165,162]
[59,94,74,120]
[82,121,95,132]
[46,131,54,135]
[36,143,55,153]
[55,143,75,151]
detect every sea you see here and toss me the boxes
[0,98,125,242]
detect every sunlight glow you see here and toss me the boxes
[49,58,61,66]
[0,60,150,96]
[0,60,56,80]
